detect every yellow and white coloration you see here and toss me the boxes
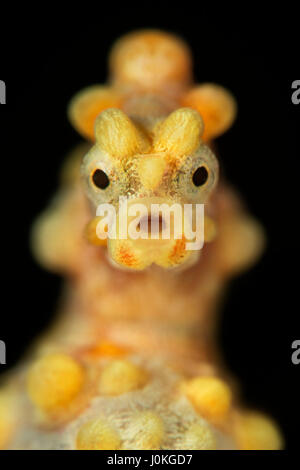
[0,29,283,450]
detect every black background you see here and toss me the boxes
[0,5,299,452]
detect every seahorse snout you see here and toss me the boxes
[105,198,201,271]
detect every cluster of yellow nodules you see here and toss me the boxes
[26,353,165,449]
[26,354,148,415]
[182,376,283,450]
[25,354,283,450]
[76,411,216,450]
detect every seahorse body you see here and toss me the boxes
[0,30,283,450]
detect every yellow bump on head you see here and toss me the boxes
[181,423,217,450]
[235,411,284,450]
[84,216,107,246]
[68,85,123,140]
[0,391,16,449]
[98,359,148,395]
[76,418,121,450]
[68,86,124,141]
[183,376,232,422]
[137,154,166,190]
[109,29,192,92]
[27,353,84,413]
[95,108,150,159]
[153,108,203,159]
[125,411,164,450]
[181,84,237,141]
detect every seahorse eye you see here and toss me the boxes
[192,166,209,187]
[92,169,110,189]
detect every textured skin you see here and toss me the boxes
[0,30,283,450]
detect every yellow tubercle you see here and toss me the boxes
[180,83,237,142]
[137,154,166,190]
[84,216,108,246]
[98,360,148,395]
[125,411,164,450]
[109,29,192,92]
[182,376,232,422]
[181,422,217,450]
[234,411,284,450]
[76,418,121,450]
[95,108,150,159]
[27,353,84,413]
[153,108,203,158]
[68,85,124,141]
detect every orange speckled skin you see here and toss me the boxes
[0,30,283,450]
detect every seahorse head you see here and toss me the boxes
[81,107,219,270]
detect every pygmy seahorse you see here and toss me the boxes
[0,30,283,450]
